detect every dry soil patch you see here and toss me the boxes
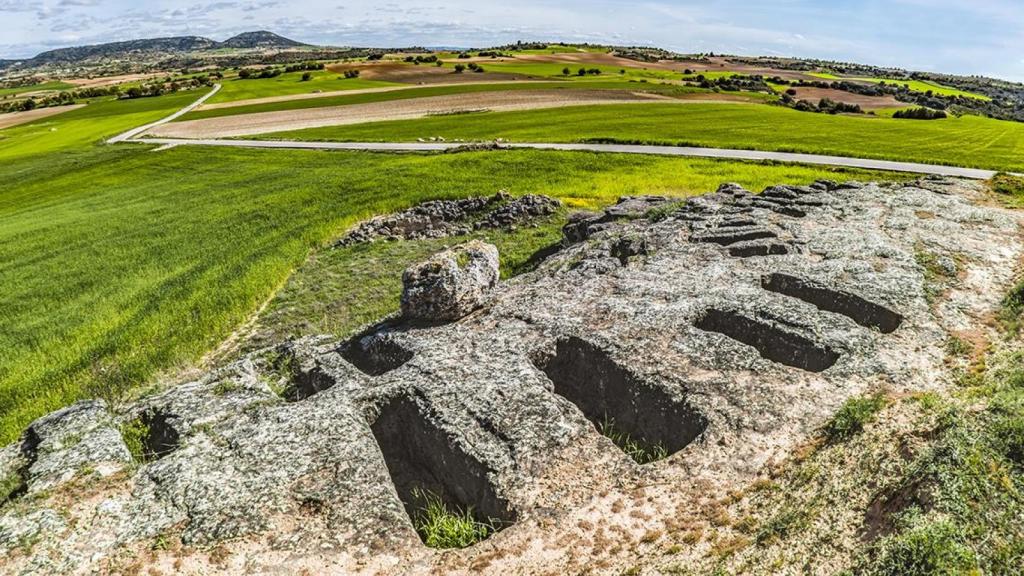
[0,104,85,129]
[146,89,676,139]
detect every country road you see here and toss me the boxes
[113,83,1007,180]
[106,83,222,143]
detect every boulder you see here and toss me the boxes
[401,240,500,322]
[23,400,132,494]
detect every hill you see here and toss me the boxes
[29,36,219,66]
[219,30,306,49]
[0,31,309,74]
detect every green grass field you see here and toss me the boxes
[0,81,75,98]
[208,69,399,103]
[808,72,988,100]
[0,91,200,161]
[180,81,714,121]
[258,102,1024,172]
[0,133,899,442]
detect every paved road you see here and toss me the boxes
[113,83,1006,180]
[106,83,222,144]
[126,137,1002,180]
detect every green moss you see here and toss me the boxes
[823,393,888,443]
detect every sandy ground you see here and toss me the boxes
[0,104,84,129]
[147,89,678,139]
[790,87,902,109]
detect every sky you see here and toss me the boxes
[1,0,1022,82]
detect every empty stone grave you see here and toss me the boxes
[370,395,516,545]
[535,337,708,462]
[694,308,840,372]
[761,273,904,333]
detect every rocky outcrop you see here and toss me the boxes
[335,192,561,246]
[400,240,500,321]
[1,177,1020,575]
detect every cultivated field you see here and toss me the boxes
[254,102,1024,172]
[149,89,673,138]
[0,104,84,129]
[207,69,399,103]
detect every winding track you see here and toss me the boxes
[109,84,1007,180]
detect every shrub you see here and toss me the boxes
[894,107,948,120]
[238,68,252,79]
[300,72,312,81]
[562,67,570,76]
[454,64,466,74]
[343,69,360,79]
[577,68,586,76]
[823,393,887,442]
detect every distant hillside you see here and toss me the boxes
[219,31,306,49]
[2,31,309,73]
[31,36,219,66]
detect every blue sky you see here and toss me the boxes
[1,0,1022,81]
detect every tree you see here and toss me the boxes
[562,67,570,76]
[301,72,312,81]
[238,68,252,79]
[577,68,587,76]
[454,64,466,74]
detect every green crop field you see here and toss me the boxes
[259,102,1024,172]
[179,81,716,121]
[0,123,900,442]
[808,72,987,100]
[0,80,75,98]
[208,69,400,103]
[0,91,200,161]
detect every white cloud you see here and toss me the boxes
[0,0,1020,81]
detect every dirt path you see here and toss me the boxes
[0,104,85,129]
[146,89,676,139]
[107,84,221,143]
